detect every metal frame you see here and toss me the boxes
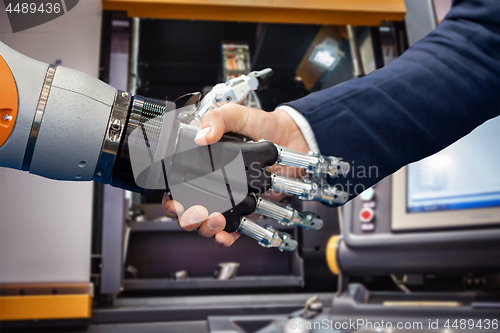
[102,0,406,26]
[92,293,335,324]
[403,0,437,46]
[99,185,126,295]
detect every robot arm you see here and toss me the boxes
[0,41,117,181]
[0,41,350,251]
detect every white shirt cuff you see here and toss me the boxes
[276,105,320,153]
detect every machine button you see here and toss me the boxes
[361,223,375,232]
[360,187,375,201]
[359,207,374,222]
[363,201,376,209]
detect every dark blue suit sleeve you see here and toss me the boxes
[285,0,500,199]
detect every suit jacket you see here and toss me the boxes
[285,0,500,201]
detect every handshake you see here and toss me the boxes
[129,70,350,250]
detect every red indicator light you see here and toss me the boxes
[359,208,374,222]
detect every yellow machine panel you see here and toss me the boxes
[102,0,406,26]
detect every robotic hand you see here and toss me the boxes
[0,42,349,251]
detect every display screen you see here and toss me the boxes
[407,116,500,213]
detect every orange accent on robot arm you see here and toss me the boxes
[0,55,18,147]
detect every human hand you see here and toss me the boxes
[162,103,309,247]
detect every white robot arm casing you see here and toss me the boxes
[0,41,117,181]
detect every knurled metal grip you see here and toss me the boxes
[21,64,57,171]
[271,173,316,199]
[275,144,350,178]
[270,173,348,205]
[255,196,294,222]
[238,216,297,251]
[275,145,320,173]
[254,196,323,230]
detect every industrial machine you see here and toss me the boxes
[2,0,500,332]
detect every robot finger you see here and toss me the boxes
[274,144,350,179]
[254,196,323,230]
[237,216,298,252]
[270,173,349,206]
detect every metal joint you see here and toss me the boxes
[93,90,131,184]
[22,64,57,171]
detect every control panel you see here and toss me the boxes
[358,187,376,231]
[343,173,500,249]
[348,176,392,237]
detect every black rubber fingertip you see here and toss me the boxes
[222,195,257,233]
